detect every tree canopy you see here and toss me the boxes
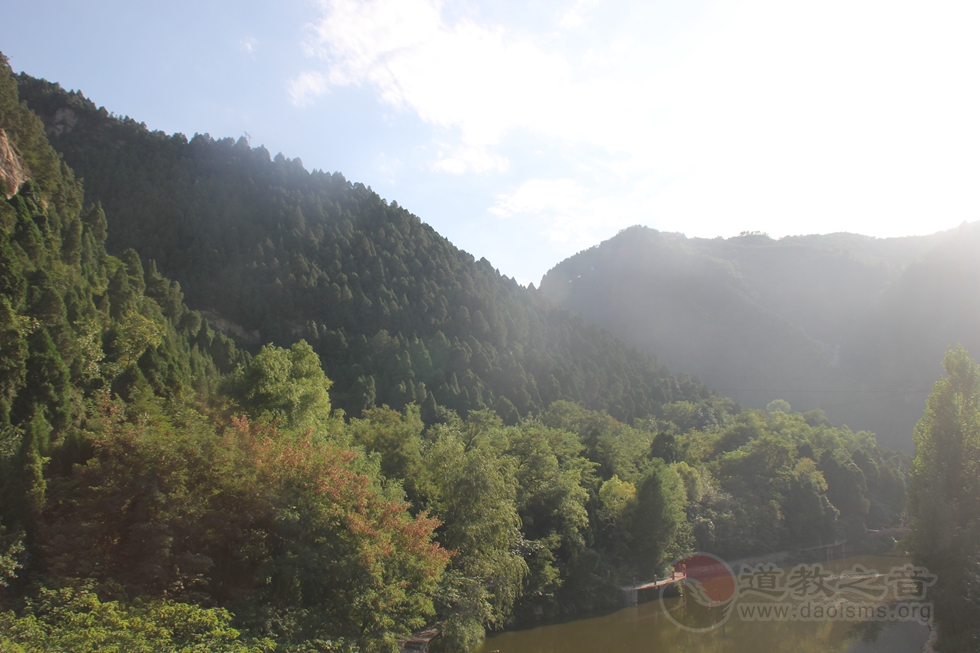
[909,346,980,652]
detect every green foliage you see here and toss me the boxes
[909,346,980,652]
[766,399,791,414]
[36,399,448,651]
[783,458,837,546]
[419,418,526,643]
[0,52,245,547]
[597,475,635,523]
[0,586,274,652]
[669,406,907,559]
[818,450,870,541]
[233,341,332,430]
[506,422,593,613]
[0,520,24,588]
[347,405,424,486]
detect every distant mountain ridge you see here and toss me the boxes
[540,224,978,449]
[17,74,711,423]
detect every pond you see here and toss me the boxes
[480,554,931,653]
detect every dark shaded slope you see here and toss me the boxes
[17,76,708,421]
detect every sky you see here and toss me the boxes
[2,0,979,285]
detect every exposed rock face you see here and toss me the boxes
[198,309,261,344]
[0,129,28,199]
[49,107,78,136]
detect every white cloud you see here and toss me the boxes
[632,0,980,239]
[557,12,583,30]
[240,37,257,54]
[491,178,584,217]
[491,177,660,249]
[298,0,980,259]
[558,0,600,30]
[303,0,572,146]
[287,71,329,107]
[433,145,508,174]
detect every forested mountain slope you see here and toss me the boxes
[17,75,708,423]
[0,56,465,651]
[0,57,244,455]
[1,55,915,652]
[540,225,977,449]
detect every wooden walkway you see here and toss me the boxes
[627,573,687,592]
[866,527,910,539]
[799,538,846,553]
[397,624,442,652]
[621,573,686,606]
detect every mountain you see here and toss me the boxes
[540,225,977,449]
[1,56,915,651]
[0,58,243,451]
[0,55,454,652]
[17,74,710,424]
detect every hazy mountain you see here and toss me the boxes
[540,225,977,449]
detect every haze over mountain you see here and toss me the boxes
[540,225,980,449]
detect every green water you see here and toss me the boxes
[480,555,930,653]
